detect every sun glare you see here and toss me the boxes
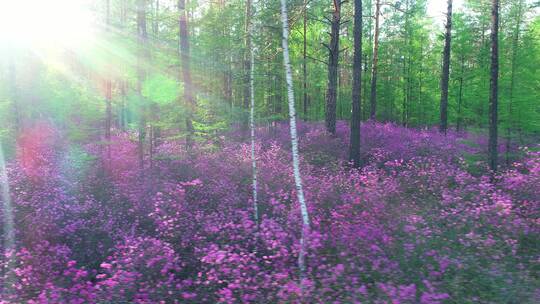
[0,0,95,49]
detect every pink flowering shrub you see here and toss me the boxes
[0,241,96,303]
[0,122,537,303]
[94,237,182,303]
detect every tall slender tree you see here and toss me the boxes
[8,59,20,135]
[280,0,310,288]
[349,0,362,167]
[178,0,195,149]
[505,0,524,165]
[488,0,499,172]
[0,139,15,297]
[303,0,309,120]
[247,0,258,226]
[105,0,112,163]
[136,0,148,170]
[369,0,381,120]
[439,0,453,134]
[153,0,160,37]
[243,0,253,131]
[325,0,342,134]
[456,54,465,133]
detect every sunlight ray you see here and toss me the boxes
[0,140,15,297]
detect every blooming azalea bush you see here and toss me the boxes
[0,122,538,303]
[94,237,182,303]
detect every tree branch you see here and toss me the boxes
[306,54,328,66]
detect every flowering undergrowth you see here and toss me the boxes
[0,121,538,303]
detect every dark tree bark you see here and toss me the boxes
[488,0,499,172]
[325,0,342,134]
[178,0,195,149]
[439,0,453,134]
[349,0,362,167]
[369,0,380,120]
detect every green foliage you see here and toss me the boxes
[142,74,181,105]
[0,0,538,155]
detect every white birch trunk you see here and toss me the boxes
[0,141,15,297]
[248,3,258,226]
[0,143,14,251]
[280,0,310,285]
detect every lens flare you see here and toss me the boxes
[0,0,95,49]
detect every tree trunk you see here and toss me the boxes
[105,80,112,162]
[137,0,148,171]
[0,139,15,256]
[105,0,112,164]
[275,73,283,116]
[303,0,308,120]
[369,0,380,120]
[245,0,258,226]
[119,1,128,132]
[419,43,424,126]
[280,0,310,289]
[456,54,465,133]
[153,0,159,37]
[406,54,411,126]
[121,0,127,27]
[226,54,233,112]
[120,80,127,130]
[362,53,368,120]
[506,0,523,166]
[220,0,232,113]
[242,0,252,132]
[402,0,411,127]
[488,0,499,172]
[325,0,341,134]
[349,0,362,167]
[363,0,372,121]
[439,0,453,134]
[402,56,407,126]
[178,0,195,150]
[8,60,20,135]
[151,0,161,155]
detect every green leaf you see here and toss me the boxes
[142,74,181,105]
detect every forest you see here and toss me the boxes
[0,0,538,303]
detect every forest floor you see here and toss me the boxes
[0,121,538,303]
